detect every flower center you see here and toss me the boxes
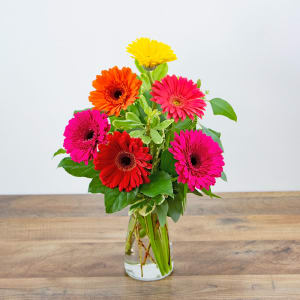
[113,89,123,100]
[116,152,136,171]
[171,97,183,107]
[121,156,131,166]
[190,154,201,168]
[85,130,94,140]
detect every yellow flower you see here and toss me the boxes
[127,37,177,69]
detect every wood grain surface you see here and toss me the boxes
[0,191,300,299]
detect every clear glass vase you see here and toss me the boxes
[124,212,173,281]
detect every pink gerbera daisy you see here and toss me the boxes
[150,75,206,122]
[169,130,224,191]
[63,110,110,165]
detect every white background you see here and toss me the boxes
[1,0,299,194]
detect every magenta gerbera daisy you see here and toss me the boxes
[63,110,110,165]
[169,130,224,191]
[150,75,206,122]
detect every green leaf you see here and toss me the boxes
[58,157,99,178]
[221,171,227,182]
[53,148,66,157]
[200,124,224,151]
[127,104,140,117]
[210,98,237,122]
[150,129,163,144]
[174,117,193,132]
[191,189,203,197]
[150,115,160,128]
[141,203,156,216]
[153,194,165,205]
[104,188,138,213]
[125,112,141,123]
[202,187,221,198]
[167,182,188,222]
[140,171,173,198]
[135,59,146,73]
[129,198,148,211]
[154,119,174,130]
[167,197,182,222]
[113,119,143,130]
[197,79,201,88]
[152,63,168,81]
[141,135,151,144]
[73,108,91,115]
[176,182,188,211]
[129,130,145,138]
[139,95,152,115]
[156,201,169,227]
[108,116,117,132]
[160,150,177,176]
[210,129,221,138]
[143,90,153,104]
[88,177,106,194]
[141,73,151,90]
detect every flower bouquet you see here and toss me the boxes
[54,38,237,281]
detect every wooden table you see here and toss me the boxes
[1,192,300,299]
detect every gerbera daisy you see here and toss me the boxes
[151,75,206,122]
[127,37,177,69]
[89,66,142,117]
[94,131,152,192]
[63,110,110,165]
[169,130,224,191]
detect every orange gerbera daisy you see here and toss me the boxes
[89,66,142,116]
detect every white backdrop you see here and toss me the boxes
[1,0,299,194]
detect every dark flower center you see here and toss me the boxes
[120,156,131,166]
[190,155,197,166]
[116,152,136,171]
[85,130,94,140]
[190,154,201,168]
[113,89,123,100]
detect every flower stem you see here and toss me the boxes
[134,225,144,277]
[144,213,172,276]
[144,214,165,275]
[125,214,137,255]
[146,70,154,86]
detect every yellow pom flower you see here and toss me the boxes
[127,37,177,69]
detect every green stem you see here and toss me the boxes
[161,224,172,267]
[146,70,154,86]
[192,116,198,129]
[144,214,165,275]
[125,215,137,255]
[165,122,175,150]
[144,213,172,276]
[153,214,168,275]
[155,215,172,274]
[154,226,168,275]
[146,70,157,110]
[134,225,144,277]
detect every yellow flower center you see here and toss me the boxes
[172,97,182,107]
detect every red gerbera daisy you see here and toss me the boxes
[94,131,152,192]
[151,75,206,122]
